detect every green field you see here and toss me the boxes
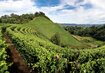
[0,15,105,73]
[72,35,105,48]
[28,16,81,47]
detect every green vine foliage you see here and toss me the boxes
[4,25,105,73]
[0,26,10,73]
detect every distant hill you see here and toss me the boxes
[60,23,101,27]
[28,16,82,47]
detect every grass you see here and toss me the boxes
[27,16,81,47]
[2,16,104,49]
[72,35,105,48]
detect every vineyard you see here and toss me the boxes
[0,16,105,73]
[0,25,10,73]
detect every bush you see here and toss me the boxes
[50,33,61,46]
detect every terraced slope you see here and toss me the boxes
[6,24,67,73]
[5,24,105,73]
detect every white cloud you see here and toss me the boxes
[88,0,105,9]
[0,0,105,24]
[48,0,105,24]
[39,5,64,13]
[0,0,39,16]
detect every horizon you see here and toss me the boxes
[58,22,105,25]
[0,0,105,24]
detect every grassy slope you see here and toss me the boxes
[28,16,81,47]
[73,35,105,48]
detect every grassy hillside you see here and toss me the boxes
[28,16,81,47]
[73,35,105,48]
[1,14,105,73]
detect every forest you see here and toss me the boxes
[64,25,105,41]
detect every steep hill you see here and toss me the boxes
[28,16,81,47]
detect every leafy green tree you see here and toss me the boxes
[51,33,61,46]
[0,12,48,24]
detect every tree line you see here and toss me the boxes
[64,25,105,41]
[0,12,49,24]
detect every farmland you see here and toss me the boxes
[0,14,105,73]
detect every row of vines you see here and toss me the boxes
[5,25,105,73]
[0,25,10,73]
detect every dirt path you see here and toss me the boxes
[3,32,31,73]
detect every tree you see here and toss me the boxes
[50,33,61,46]
[0,12,49,24]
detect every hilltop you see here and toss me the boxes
[0,12,83,48]
[27,16,82,48]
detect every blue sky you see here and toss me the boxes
[35,0,60,7]
[0,0,105,24]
